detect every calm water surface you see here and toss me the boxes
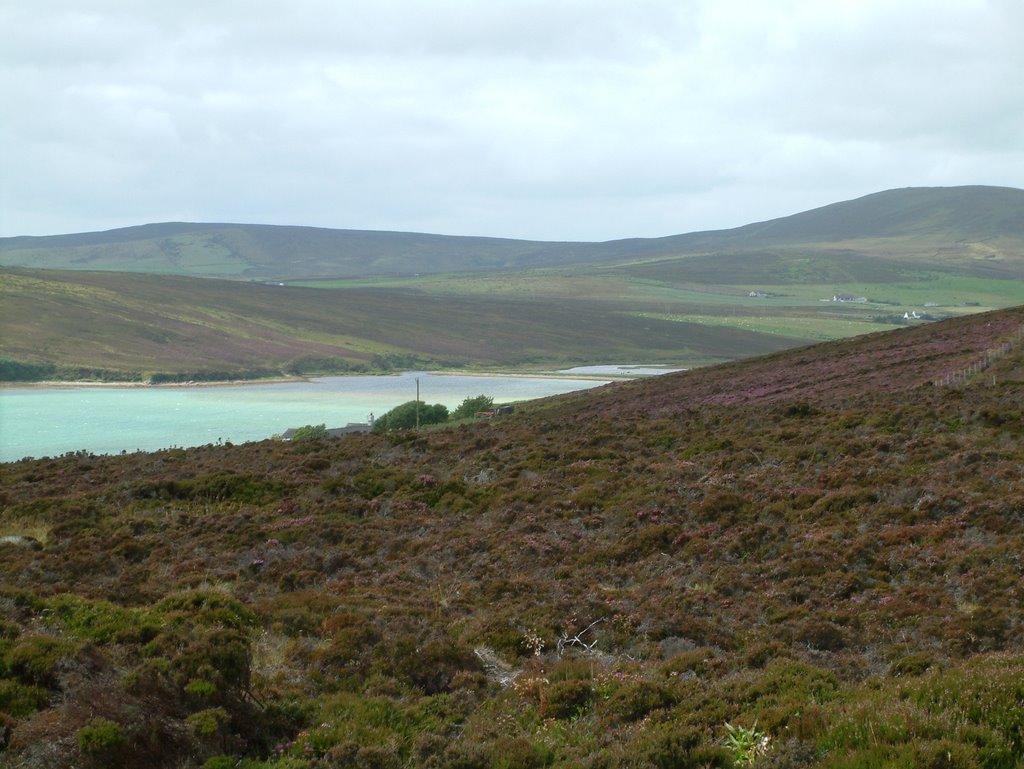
[0,371,612,461]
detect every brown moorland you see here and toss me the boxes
[2,306,1024,768]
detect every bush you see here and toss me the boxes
[376,636,479,695]
[599,679,677,723]
[544,678,594,719]
[795,619,846,652]
[156,590,260,630]
[7,635,74,688]
[0,679,50,717]
[188,706,230,737]
[185,678,218,699]
[452,395,494,420]
[640,725,731,769]
[174,628,252,695]
[46,594,161,644]
[490,735,552,769]
[889,652,936,678]
[817,654,1024,767]
[373,401,449,432]
[662,647,719,677]
[77,717,126,757]
[291,424,327,441]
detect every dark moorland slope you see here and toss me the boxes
[0,267,794,381]
[2,185,1022,280]
[3,306,1024,767]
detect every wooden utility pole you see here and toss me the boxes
[415,377,420,429]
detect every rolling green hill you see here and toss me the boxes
[609,185,1024,283]
[2,186,1022,280]
[0,222,595,280]
[673,185,1024,245]
[3,307,1024,767]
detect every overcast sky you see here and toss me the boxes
[2,0,1021,241]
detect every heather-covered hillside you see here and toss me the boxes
[2,307,1024,768]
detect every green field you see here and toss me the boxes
[636,312,903,341]
[295,265,1024,348]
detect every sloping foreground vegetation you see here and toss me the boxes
[3,307,1024,767]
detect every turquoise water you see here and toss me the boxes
[0,371,611,461]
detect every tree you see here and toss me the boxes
[290,424,327,441]
[372,401,449,432]
[451,394,494,420]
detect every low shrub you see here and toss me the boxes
[77,717,126,759]
[156,590,260,630]
[662,647,719,677]
[888,651,936,678]
[795,619,847,652]
[598,679,677,723]
[638,724,731,769]
[188,706,230,737]
[6,635,75,688]
[489,735,552,769]
[375,636,479,695]
[45,594,161,644]
[818,654,1024,767]
[0,678,50,717]
[544,678,594,719]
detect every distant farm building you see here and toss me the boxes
[281,423,371,440]
[475,405,515,418]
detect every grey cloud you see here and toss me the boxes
[2,0,1021,240]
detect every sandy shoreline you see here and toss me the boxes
[0,368,635,390]
[0,370,606,391]
[0,376,309,390]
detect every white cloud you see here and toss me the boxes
[1,0,1021,239]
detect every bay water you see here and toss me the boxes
[0,371,613,462]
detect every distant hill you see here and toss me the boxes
[608,185,1024,283]
[0,267,796,381]
[2,185,1022,280]
[0,222,598,280]
[685,185,1024,244]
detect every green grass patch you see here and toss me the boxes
[637,312,902,341]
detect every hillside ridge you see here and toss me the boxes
[2,185,1021,279]
[538,302,1024,417]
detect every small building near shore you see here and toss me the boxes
[475,405,515,418]
[832,294,868,303]
[281,423,371,440]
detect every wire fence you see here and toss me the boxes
[933,325,1024,387]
